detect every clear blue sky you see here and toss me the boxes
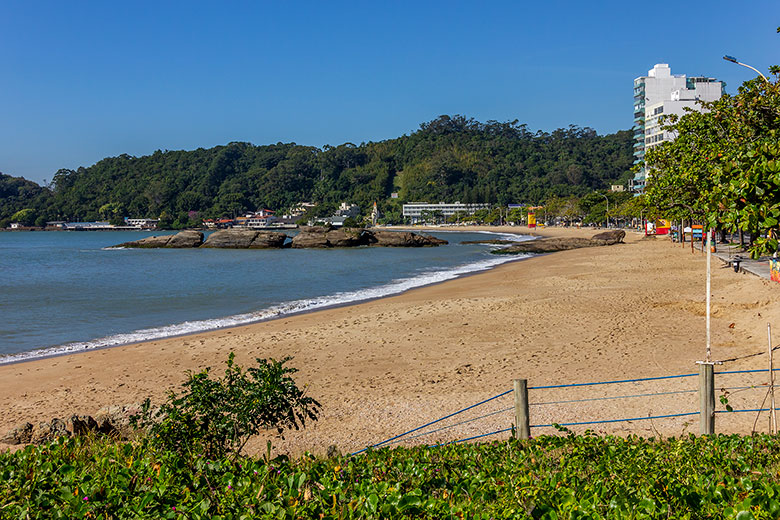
[2,1,778,185]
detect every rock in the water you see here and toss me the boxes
[250,232,289,249]
[202,229,288,249]
[114,230,204,248]
[370,230,448,247]
[1,422,33,445]
[591,229,626,244]
[299,225,331,234]
[291,230,331,248]
[494,232,625,255]
[324,228,370,247]
[166,230,205,248]
[31,418,70,444]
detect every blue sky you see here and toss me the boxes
[2,1,778,185]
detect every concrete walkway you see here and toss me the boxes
[687,240,772,281]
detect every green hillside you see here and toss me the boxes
[0,116,633,227]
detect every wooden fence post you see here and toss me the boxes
[514,378,530,440]
[699,363,715,435]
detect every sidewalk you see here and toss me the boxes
[687,239,771,281]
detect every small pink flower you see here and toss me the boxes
[83,496,88,501]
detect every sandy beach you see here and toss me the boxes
[2,226,779,456]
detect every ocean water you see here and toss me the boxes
[0,229,531,363]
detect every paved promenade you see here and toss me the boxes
[686,238,772,281]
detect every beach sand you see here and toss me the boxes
[2,226,779,456]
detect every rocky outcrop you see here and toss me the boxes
[114,230,204,248]
[0,403,151,445]
[291,227,447,248]
[112,227,447,250]
[291,227,371,248]
[494,231,625,255]
[31,418,70,444]
[368,230,448,247]
[1,422,33,444]
[591,230,626,244]
[202,229,289,249]
[94,403,146,439]
[167,230,206,248]
[69,414,99,436]
[325,228,369,247]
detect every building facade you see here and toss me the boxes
[402,202,491,223]
[632,64,724,192]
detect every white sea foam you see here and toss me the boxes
[0,251,530,365]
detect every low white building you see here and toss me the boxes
[124,218,159,229]
[402,202,491,223]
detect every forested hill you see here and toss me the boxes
[0,116,633,226]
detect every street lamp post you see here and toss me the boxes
[723,55,768,81]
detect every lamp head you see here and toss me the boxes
[723,55,738,63]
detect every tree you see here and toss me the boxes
[11,208,36,226]
[645,61,780,257]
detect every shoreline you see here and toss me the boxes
[0,227,536,367]
[5,225,776,456]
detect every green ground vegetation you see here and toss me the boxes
[4,432,780,519]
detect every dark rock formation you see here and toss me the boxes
[494,231,625,255]
[325,228,369,247]
[31,418,70,444]
[202,229,288,249]
[0,402,158,446]
[113,226,447,249]
[291,227,447,248]
[114,230,204,248]
[369,230,448,247]
[590,230,626,244]
[1,422,33,445]
[68,414,98,436]
[291,227,370,248]
[94,403,145,439]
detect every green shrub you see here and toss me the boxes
[134,353,319,460]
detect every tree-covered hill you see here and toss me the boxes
[0,116,633,227]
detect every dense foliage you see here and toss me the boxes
[0,116,633,227]
[4,432,780,518]
[133,354,320,462]
[0,174,54,227]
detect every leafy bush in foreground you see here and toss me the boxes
[133,354,320,461]
[4,432,780,519]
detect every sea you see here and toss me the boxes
[0,229,532,364]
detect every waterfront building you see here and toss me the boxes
[124,218,159,229]
[62,221,113,230]
[402,202,491,224]
[632,64,724,192]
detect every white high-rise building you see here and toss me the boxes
[631,64,724,192]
